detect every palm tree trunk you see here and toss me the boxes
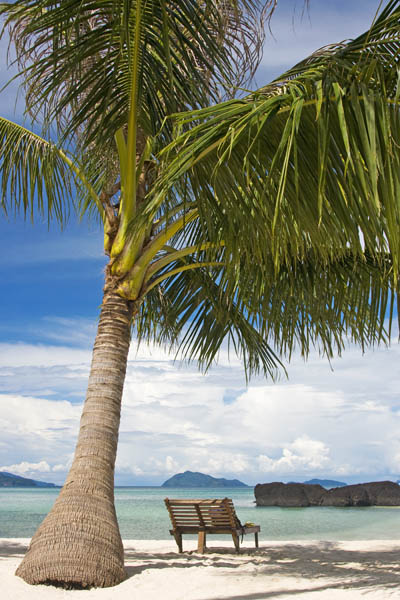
[16,287,134,588]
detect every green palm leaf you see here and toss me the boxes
[0,117,71,222]
[137,255,285,379]
[0,117,102,222]
[0,0,272,146]
[136,239,396,377]
[156,0,400,282]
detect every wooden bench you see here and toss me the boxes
[164,497,260,553]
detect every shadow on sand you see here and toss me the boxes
[2,540,399,597]
[124,542,400,598]
[0,539,29,558]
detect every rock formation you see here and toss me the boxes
[254,480,400,507]
[320,481,400,507]
[254,482,326,506]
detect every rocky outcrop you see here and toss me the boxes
[255,480,400,507]
[254,482,326,506]
[320,481,400,507]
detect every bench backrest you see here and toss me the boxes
[165,498,240,530]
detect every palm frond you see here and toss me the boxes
[0,0,275,147]
[0,117,104,222]
[136,244,396,378]
[136,256,285,380]
[156,1,400,283]
[141,0,400,364]
[0,117,72,222]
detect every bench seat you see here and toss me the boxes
[164,497,260,553]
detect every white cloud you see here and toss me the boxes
[0,394,80,438]
[52,462,71,473]
[0,316,399,485]
[0,458,72,479]
[257,436,331,474]
[0,392,81,483]
[116,336,400,484]
[165,455,180,473]
[0,460,51,475]
[0,343,91,367]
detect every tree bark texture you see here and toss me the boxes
[16,290,133,588]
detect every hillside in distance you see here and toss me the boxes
[162,471,248,488]
[0,471,57,488]
[303,479,347,488]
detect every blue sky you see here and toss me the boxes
[1,0,400,486]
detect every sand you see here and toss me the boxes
[1,538,400,599]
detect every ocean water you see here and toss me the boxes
[0,486,399,540]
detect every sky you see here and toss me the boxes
[1,0,400,487]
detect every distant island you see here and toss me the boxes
[0,471,57,488]
[162,470,248,488]
[303,479,347,488]
[288,479,347,489]
[288,479,347,488]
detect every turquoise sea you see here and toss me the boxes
[1,487,399,540]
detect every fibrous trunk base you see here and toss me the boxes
[15,486,126,587]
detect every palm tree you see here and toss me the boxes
[0,0,278,588]
[0,0,399,589]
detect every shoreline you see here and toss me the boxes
[1,538,400,599]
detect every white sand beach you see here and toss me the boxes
[1,538,400,599]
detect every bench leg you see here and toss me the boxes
[255,532,259,548]
[173,532,183,553]
[232,532,240,553]
[197,530,206,553]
